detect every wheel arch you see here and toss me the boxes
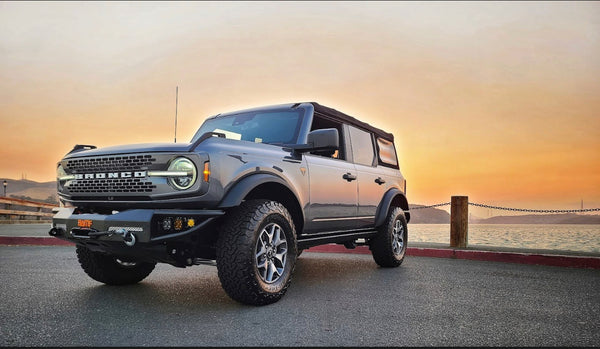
[374,188,410,227]
[218,174,304,234]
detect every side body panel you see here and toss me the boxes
[303,154,358,234]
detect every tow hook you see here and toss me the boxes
[48,227,64,237]
[116,229,136,247]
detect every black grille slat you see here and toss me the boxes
[66,155,156,173]
[67,178,156,193]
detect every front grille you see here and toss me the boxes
[67,178,157,193]
[66,155,156,172]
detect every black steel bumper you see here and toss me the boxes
[49,207,225,247]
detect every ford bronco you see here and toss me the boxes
[49,102,410,305]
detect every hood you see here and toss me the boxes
[64,142,194,158]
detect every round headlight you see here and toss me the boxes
[56,165,67,180]
[167,157,197,190]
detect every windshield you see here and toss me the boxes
[191,109,304,145]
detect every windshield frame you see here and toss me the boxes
[191,106,310,146]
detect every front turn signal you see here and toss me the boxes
[203,162,210,182]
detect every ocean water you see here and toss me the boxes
[409,224,600,254]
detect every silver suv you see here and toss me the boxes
[49,102,410,305]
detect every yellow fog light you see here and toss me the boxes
[174,217,183,231]
[187,218,195,228]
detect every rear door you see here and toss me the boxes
[347,125,387,229]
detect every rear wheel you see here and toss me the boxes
[216,199,297,305]
[76,245,156,285]
[370,207,407,267]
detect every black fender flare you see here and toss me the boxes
[374,188,410,227]
[218,173,302,210]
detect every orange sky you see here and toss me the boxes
[1,1,599,214]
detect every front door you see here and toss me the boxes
[304,154,358,234]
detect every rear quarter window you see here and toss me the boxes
[377,137,399,168]
[348,126,375,166]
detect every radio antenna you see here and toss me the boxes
[174,86,178,143]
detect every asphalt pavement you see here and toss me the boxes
[0,223,50,237]
[1,245,599,347]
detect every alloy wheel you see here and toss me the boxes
[255,223,288,283]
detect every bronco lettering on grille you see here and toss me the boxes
[73,171,147,180]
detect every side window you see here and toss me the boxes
[309,115,345,160]
[348,126,375,166]
[377,137,399,168]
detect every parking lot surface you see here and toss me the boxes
[1,245,599,347]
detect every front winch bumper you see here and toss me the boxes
[49,208,225,246]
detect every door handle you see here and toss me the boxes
[375,177,386,185]
[342,173,357,182]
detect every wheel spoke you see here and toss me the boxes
[272,225,281,246]
[256,258,267,269]
[275,238,287,249]
[268,224,276,243]
[274,251,286,267]
[256,245,266,260]
[267,261,277,282]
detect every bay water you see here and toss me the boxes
[409,223,600,254]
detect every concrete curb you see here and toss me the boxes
[306,244,600,269]
[0,236,74,246]
[2,236,599,269]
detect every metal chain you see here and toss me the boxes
[411,202,451,210]
[411,201,600,213]
[468,202,600,214]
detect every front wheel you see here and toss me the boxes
[216,200,297,305]
[370,207,408,267]
[76,245,156,285]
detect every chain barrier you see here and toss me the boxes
[468,202,600,214]
[411,201,600,213]
[411,202,451,210]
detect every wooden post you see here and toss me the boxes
[6,203,13,221]
[450,196,468,248]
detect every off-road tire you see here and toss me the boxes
[370,207,408,267]
[76,245,156,285]
[216,199,297,305]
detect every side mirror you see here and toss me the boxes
[307,128,339,150]
[292,128,339,153]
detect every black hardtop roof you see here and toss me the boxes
[210,102,394,142]
[309,102,394,142]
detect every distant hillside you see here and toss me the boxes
[473,214,600,224]
[408,204,450,224]
[1,178,57,203]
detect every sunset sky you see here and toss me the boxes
[1,1,599,215]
